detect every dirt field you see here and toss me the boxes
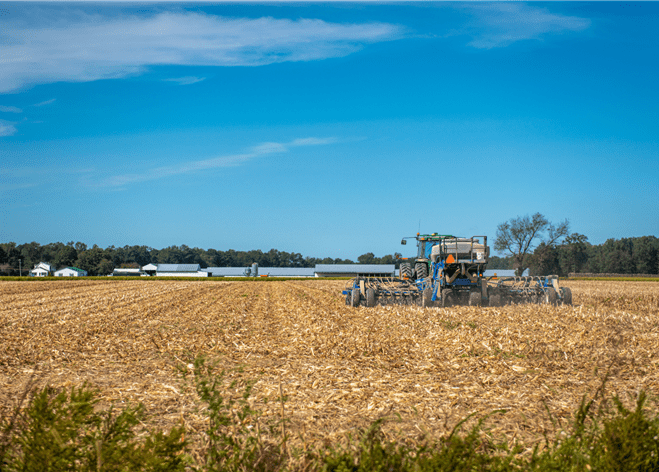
[2,279,659,454]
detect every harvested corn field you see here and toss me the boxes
[2,279,659,454]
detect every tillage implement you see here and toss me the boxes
[343,233,572,308]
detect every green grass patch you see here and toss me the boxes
[568,277,659,282]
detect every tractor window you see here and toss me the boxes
[417,241,436,259]
[417,241,426,259]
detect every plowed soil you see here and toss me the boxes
[2,279,659,454]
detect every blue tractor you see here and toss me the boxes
[343,233,572,308]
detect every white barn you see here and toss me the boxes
[54,267,88,277]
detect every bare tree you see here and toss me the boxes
[494,213,569,276]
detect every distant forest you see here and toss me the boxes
[1,235,658,277]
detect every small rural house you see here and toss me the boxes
[30,262,54,277]
[54,267,88,277]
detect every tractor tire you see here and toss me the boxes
[544,287,558,306]
[441,289,456,308]
[345,294,351,305]
[415,262,429,280]
[489,294,502,307]
[422,287,434,308]
[366,288,376,307]
[351,288,361,307]
[469,290,482,307]
[561,287,573,305]
[400,263,413,279]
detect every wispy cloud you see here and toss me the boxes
[1,11,403,93]
[463,3,590,49]
[89,136,337,188]
[0,120,18,137]
[0,105,22,113]
[163,76,206,86]
[33,98,56,107]
[0,182,38,193]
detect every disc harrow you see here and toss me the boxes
[341,232,572,308]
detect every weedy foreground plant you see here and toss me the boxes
[3,357,659,472]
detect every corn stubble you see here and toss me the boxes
[1,279,659,457]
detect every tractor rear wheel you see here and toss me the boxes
[469,290,482,306]
[415,262,428,280]
[351,288,361,307]
[366,288,376,307]
[545,287,558,305]
[400,263,413,279]
[561,287,573,305]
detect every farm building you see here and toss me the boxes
[112,268,143,276]
[54,267,88,277]
[204,267,316,277]
[30,262,54,277]
[261,268,316,277]
[154,264,209,277]
[204,267,252,277]
[142,264,158,276]
[314,264,396,278]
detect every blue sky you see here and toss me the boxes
[1,2,658,259]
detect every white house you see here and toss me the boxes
[54,267,88,277]
[30,262,54,277]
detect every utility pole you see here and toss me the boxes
[19,258,22,277]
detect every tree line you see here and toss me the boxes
[492,213,659,276]
[0,242,401,276]
[1,215,656,277]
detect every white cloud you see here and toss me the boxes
[0,106,23,113]
[33,98,56,107]
[464,3,590,49]
[0,120,18,137]
[1,11,403,92]
[163,76,206,85]
[90,136,337,188]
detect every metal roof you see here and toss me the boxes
[258,268,315,277]
[156,264,201,272]
[204,267,250,276]
[314,264,395,274]
[204,267,316,277]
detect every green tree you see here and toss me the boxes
[560,233,590,275]
[358,252,376,264]
[531,242,562,276]
[55,245,78,269]
[76,247,104,275]
[494,213,569,276]
[632,236,659,274]
[97,259,114,275]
